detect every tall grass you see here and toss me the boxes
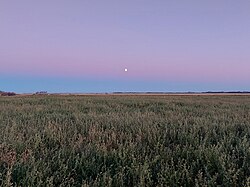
[0,95,250,186]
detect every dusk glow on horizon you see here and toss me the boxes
[1,1,250,93]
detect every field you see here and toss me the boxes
[0,95,250,186]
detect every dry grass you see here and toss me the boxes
[0,95,249,186]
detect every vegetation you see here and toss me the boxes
[34,91,48,95]
[0,91,16,96]
[0,95,250,186]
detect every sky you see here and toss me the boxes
[1,0,250,93]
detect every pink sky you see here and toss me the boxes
[1,0,250,92]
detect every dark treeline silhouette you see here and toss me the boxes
[34,91,48,95]
[0,91,17,96]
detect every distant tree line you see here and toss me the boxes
[34,91,48,95]
[0,91,17,96]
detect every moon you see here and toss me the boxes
[124,68,128,72]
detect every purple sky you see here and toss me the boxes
[1,1,250,92]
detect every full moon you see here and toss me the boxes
[124,68,128,72]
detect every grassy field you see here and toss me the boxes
[0,95,250,186]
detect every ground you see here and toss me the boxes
[0,95,250,186]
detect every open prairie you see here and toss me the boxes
[0,95,250,186]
